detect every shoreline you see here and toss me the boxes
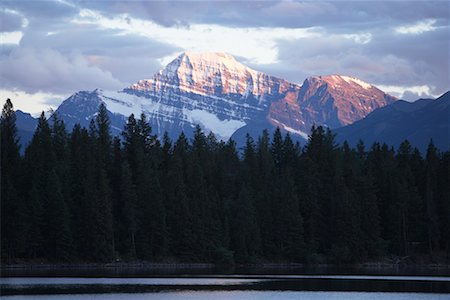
[1,261,449,273]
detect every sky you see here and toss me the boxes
[0,0,449,115]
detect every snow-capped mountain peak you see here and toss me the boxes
[115,52,298,140]
[129,51,287,97]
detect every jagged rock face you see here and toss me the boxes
[130,52,296,100]
[55,90,127,136]
[266,75,396,136]
[56,90,103,129]
[131,52,295,97]
[124,52,299,139]
[298,75,396,128]
[267,90,306,138]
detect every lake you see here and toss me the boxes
[2,291,450,300]
[1,266,449,299]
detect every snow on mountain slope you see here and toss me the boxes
[130,52,294,98]
[340,75,373,90]
[120,52,299,139]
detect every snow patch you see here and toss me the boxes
[270,118,309,139]
[184,109,246,140]
[100,90,143,117]
[340,75,372,90]
[283,125,309,140]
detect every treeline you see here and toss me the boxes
[1,99,449,264]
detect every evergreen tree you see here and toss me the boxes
[425,140,440,255]
[255,129,275,257]
[120,162,138,258]
[44,170,73,261]
[95,103,112,168]
[1,99,27,260]
[230,186,260,262]
[165,132,194,258]
[87,105,115,261]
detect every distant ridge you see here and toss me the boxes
[335,91,450,152]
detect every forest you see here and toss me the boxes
[1,98,449,264]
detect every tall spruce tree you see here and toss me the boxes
[425,140,440,255]
[1,99,27,260]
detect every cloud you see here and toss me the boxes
[0,47,124,94]
[18,25,180,84]
[376,85,438,101]
[0,88,67,116]
[0,0,448,113]
[0,31,23,44]
[72,9,323,65]
[343,33,372,44]
[76,1,447,32]
[395,19,437,35]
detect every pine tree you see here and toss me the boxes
[304,126,337,254]
[26,184,44,259]
[44,170,73,261]
[425,140,440,255]
[90,168,114,261]
[436,151,450,258]
[86,105,115,262]
[96,103,112,168]
[120,161,138,258]
[271,127,284,174]
[1,99,27,260]
[165,132,194,258]
[110,137,124,256]
[231,186,260,262]
[255,129,275,257]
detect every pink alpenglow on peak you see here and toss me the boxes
[130,51,296,98]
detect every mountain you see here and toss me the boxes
[335,91,450,152]
[54,52,300,142]
[55,89,128,136]
[16,110,37,151]
[15,52,397,146]
[233,74,396,144]
[123,51,300,140]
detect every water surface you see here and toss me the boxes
[3,291,450,300]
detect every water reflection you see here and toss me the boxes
[2,291,450,300]
[1,275,449,295]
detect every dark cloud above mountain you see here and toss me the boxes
[75,1,448,30]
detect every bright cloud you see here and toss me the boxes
[395,19,437,35]
[0,89,68,116]
[72,9,322,65]
[0,31,23,44]
[377,84,438,100]
[343,33,372,44]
